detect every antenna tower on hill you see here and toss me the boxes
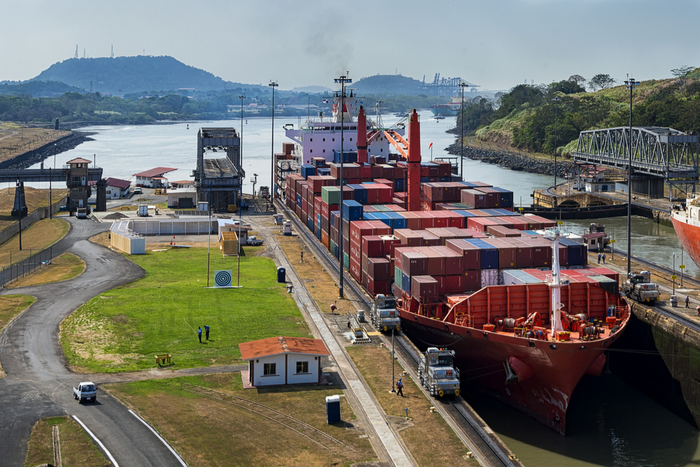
[75,45,78,59]
[111,45,114,58]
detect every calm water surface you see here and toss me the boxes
[34,114,700,466]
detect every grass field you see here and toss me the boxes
[23,416,109,467]
[0,124,70,164]
[107,374,374,467]
[8,253,85,288]
[0,218,70,267]
[347,345,477,466]
[60,248,311,373]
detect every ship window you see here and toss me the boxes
[323,138,325,141]
[332,138,335,142]
[381,149,383,152]
[350,138,353,141]
[310,149,313,153]
[323,149,325,153]
[310,138,313,142]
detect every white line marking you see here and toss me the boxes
[72,415,120,467]
[129,410,187,466]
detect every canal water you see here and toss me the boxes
[33,114,700,466]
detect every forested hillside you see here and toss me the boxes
[458,70,700,157]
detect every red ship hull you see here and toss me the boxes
[397,282,630,435]
[670,214,700,269]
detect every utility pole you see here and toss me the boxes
[459,81,468,179]
[269,81,278,204]
[334,74,352,299]
[238,94,245,286]
[553,97,561,188]
[625,77,639,276]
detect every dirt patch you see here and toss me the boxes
[103,212,128,219]
[7,252,85,288]
[23,416,109,467]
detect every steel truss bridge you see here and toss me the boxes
[572,126,699,197]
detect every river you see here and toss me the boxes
[34,114,700,466]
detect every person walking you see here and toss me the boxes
[396,378,404,397]
[686,296,690,308]
[197,327,202,343]
[602,253,606,264]
[597,252,601,264]
[205,325,210,340]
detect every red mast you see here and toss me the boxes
[406,109,421,212]
[357,106,368,164]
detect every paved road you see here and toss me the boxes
[0,218,185,466]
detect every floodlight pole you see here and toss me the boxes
[625,77,639,276]
[553,97,560,188]
[50,144,55,219]
[269,81,278,204]
[207,184,212,287]
[335,74,351,299]
[238,94,245,286]
[459,82,468,179]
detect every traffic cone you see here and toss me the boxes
[170,235,175,246]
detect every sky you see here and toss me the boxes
[2,0,699,92]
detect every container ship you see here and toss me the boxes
[278,97,630,435]
[429,102,461,117]
[671,196,700,269]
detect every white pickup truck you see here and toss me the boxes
[246,236,263,246]
[73,381,98,403]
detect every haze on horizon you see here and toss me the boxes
[2,0,699,92]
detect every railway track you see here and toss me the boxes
[278,201,521,467]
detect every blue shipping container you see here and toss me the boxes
[347,184,368,204]
[385,212,407,230]
[301,165,316,179]
[333,150,358,164]
[296,193,302,207]
[371,212,393,230]
[342,200,363,222]
[402,271,411,294]
[466,239,499,269]
[394,178,405,192]
[317,168,331,176]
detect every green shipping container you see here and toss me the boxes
[322,186,342,205]
[395,266,403,290]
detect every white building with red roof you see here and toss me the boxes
[239,336,330,387]
[133,167,177,188]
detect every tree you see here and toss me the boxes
[588,74,616,91]
[568,75,586,87]
[671,66,694,85]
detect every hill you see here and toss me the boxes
[0,80,85,97]
[31,56,259,95]
[460,71,700,158]
[353,74,426,95]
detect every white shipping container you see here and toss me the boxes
[481,269,499,287]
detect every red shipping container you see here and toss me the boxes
[401,251,428,276]
[380,235,401,258]
[366,257,391,281]
[395,229,423,247]
[433,275,446,296]
[464,270,481,290]
[444,227,473,239]
[431,246,464,275]
[467,217,497,233]
[484,238,517,269]
[375,178,394,188]
[365,276,391,296]
[350,257,362,283]
[419,247,446,276]
[506,217,529,230]
[445,275,465,294]
[411,275,439,300]
[321,230,330,249]
[314,196,323,215]
[398,212,422,230]
[360,164,372,179]
[394,246,416,271]
[461,189,489,208]
[413,230,440,247]
[426,212,449,228]
[487,225,522,238]
[507,238,535,268]
[365,220,391,236]
[362,235,385,257]
[415,211,436,228]
[524,214,556,229]
[378,185,393,204]
[474,187,500,207]
[350,240,362,263]
[350,221,375,244]
[445,239,482,270]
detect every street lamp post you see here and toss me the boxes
[553,97,561,188]
[459,82,468,179]
[269,81,278,205]
[238,94,245,288]
[625,77,639,276]
[334,74,351,299]
[50,144,56,219]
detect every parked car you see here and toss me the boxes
[133,188,143,195]
[73,382,97,403]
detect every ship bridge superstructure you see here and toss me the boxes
[572,126,699,198]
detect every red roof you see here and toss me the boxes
[171,180,194,185]
[87,177,131,189]
[67,157,92,165]
[133,167,177,178]
[239,336,330,361]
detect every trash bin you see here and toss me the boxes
[277,267,286,283]
[326,395,341,424]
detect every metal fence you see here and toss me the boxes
[0,246,53,289]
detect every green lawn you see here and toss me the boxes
[60,248,309,373]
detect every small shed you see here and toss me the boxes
[239,336,330,387]
[220,231,241,255]
[583,231,607,251]
[170,180,196,189]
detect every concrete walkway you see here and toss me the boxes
[254,215,414,467]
